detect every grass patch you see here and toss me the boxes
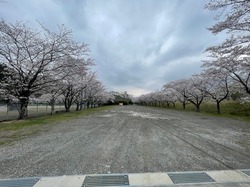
[148,101,250,122]
[0,106,114,131]
[0,141,6,146]
[0,105,114,146]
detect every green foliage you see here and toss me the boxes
[0,63,6,81]
[111,91,133,105]
[230,91,244,101]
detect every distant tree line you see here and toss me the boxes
[136,0,250,114]
[107,91,133,105]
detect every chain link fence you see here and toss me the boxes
[0,103,76,122]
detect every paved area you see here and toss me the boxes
[0,105,249,179]
[0,170,249,187]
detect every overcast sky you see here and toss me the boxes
[0,0,223,96]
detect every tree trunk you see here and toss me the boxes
[216,100,221,114]
[63,99,71,112]
[80,89,84,110]
[49,96,55,115]
[50,105,54,115]
[196,104,200,112]
[182,102,186,110]
[76,103,80,111]
[18,98,29,119]
[188,97,203,112]
[173,102,175,108]
[80,101,83,110]
[65,106,70,112]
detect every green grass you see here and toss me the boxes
[0,106,114,130]
[0,141,6,146]
[150,101,250,122]
[0,106,114,146]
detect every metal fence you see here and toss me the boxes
[0,103,76,122]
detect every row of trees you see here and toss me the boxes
[0,20,112,119]
[136,0,250,114]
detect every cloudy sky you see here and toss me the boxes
[0,0,223,96]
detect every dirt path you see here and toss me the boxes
[0,105,249,178]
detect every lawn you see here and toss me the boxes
[153,101,250,122]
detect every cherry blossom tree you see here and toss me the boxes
[0,64,8,101]
[185,76,207,112]
[205,0,250,34]
[91,87,107,107]
[162,88,178,108]
[58,57,93,112]
[0,20,89,119]
[39,92,60,115]
[150,91,163,107]
[61,82,79,112]
[136,93,152,106]
[204,43,250,95]
[69,57,94,110]
[136,91,171,108]
[93,91,114,106]
[204,0,250,95]
[163,79,189,110]
[201,68,231,114]
[136,94,146,106]
[85,77,105,108]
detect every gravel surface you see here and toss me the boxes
[0,105,249,178]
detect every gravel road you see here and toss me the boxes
[0,105,249,178]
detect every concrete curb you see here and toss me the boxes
[0,169,249,187]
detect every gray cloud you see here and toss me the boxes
[0,0,222,96]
